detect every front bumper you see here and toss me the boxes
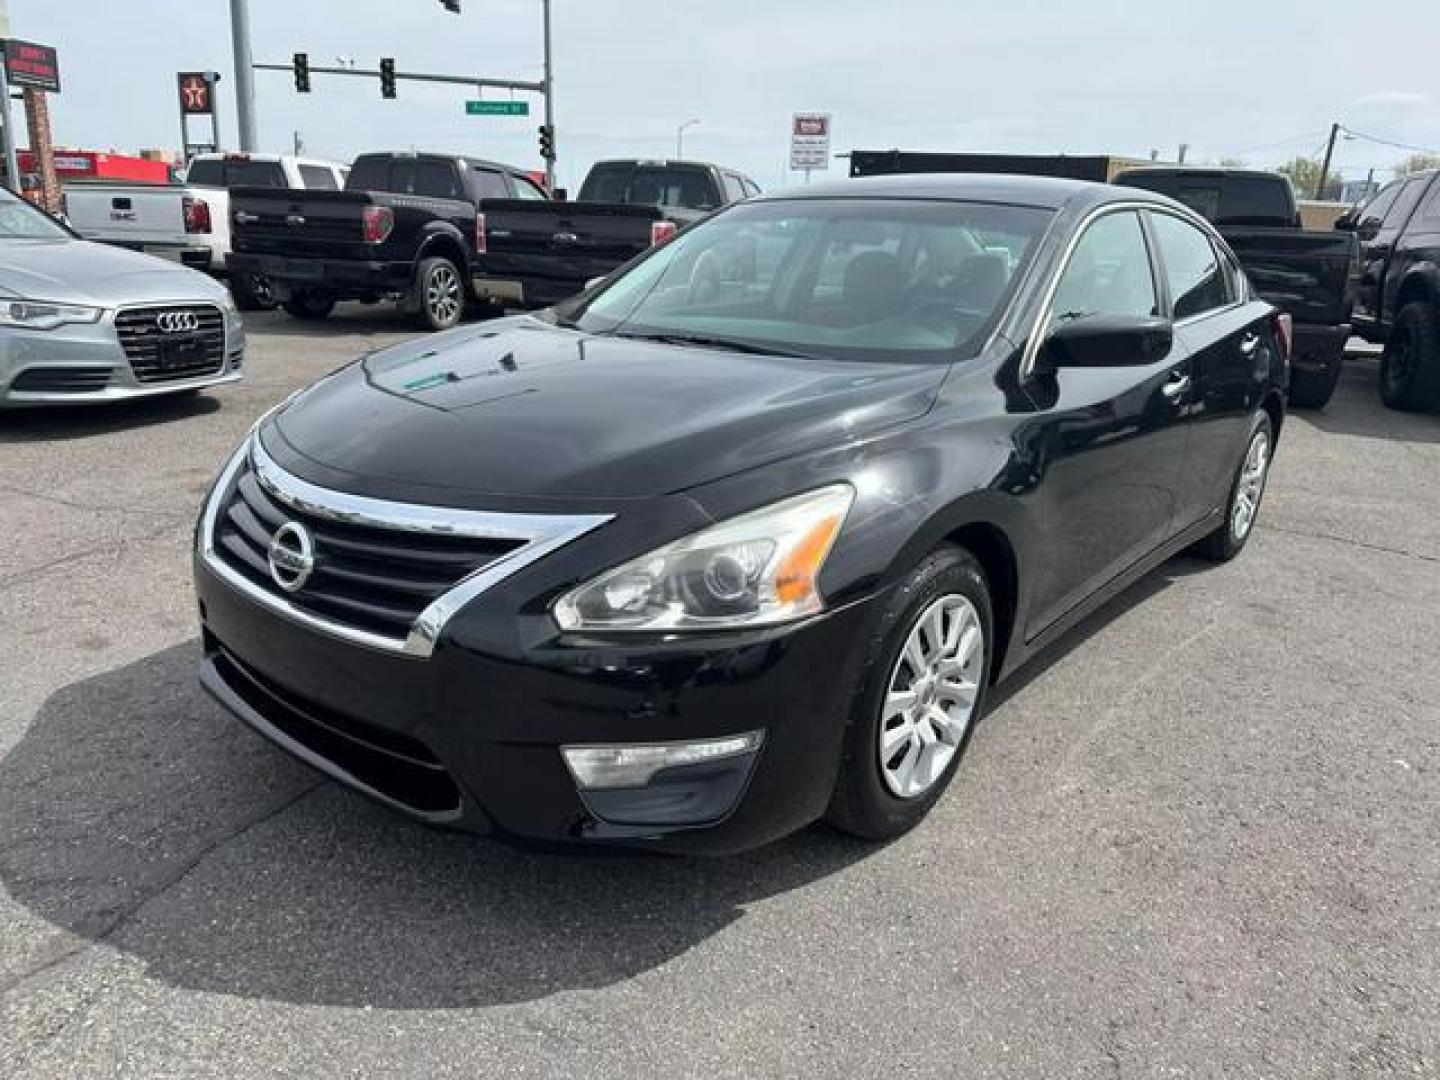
[195,554,877,854]
[0,308,245,406]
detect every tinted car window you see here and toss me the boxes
[1118,172,1295,229]
[414,160,462,199]
[225,161,287,188]
[568,198,1051,360]
[1421,177,1440,224]
[1383,177,1428,230]
[580,165,720,210]
[0,186,70,239]
[1049,211,1158,323]
[1151,212,1229,319]
[185,159,224,187]
[1357,181,1402,231]
[389,159,417,195]
[346,156,390,192]
[473,169,510,200]
[298,165,338,190]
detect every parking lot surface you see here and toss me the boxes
[2,310,1438,1078]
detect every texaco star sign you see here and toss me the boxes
[178,73,212,115]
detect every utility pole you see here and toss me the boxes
[228,0,258,151]
[1178,143,1189,164]
[541,0,555,192]
[1316,122,1341,200]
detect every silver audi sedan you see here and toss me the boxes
[0,186,244,406]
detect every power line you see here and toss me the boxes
[1228,130,1328,157]
[1341,126,1440,157]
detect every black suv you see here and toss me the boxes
[1343,169,1440,410]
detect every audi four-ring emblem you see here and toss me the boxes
[157,311,201,333]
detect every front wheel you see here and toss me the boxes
[414,257,465,332]
[826,546,992,841]
[1192,411,1273,562]
[1379,301,1440,412]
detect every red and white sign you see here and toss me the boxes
[178,72,213,115]
[790,112,831,171]
[3,38,60,93]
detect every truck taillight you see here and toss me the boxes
[361,205,394,244]
[475,212,487,254]
[1273,312,1293,360]
[183,196,212,235]
[650,220,677,247]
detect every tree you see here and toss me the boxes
[1274,156,1341,200]
[1394,152,1440,177]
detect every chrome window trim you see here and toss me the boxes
[198,432,612,659]
[1019,200,1229,380]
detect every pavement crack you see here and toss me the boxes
[0,520,185,592]
[0,482,190,523]
[0,781,324,1002]
[1259,522,1439,565]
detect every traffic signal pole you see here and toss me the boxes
[228,0,258,151]
[253,62,544,98]
[542,0,555,192]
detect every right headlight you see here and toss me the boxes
[553,485,854,632]
[0,298,102,331]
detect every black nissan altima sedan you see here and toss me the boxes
[194,174,1290,854]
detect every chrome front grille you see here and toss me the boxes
[115,304,226,383]
[199,435,612,658]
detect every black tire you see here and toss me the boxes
[1379,301,1440,412]
[282,290,335,321]
[826,546,993,841]
[229,273,276,312]
[1287,360,1342,410]
[1192,411,1274,562]
[414,257,466,332]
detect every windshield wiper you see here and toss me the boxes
[609,330,812,358]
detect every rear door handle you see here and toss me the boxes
[1239,332,1260,356]
[1161,372,1191,400]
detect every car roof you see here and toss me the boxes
[1113,166,1286,182]
[753,172,1162,211]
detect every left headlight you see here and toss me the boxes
[553,484,854,632]
[0,299,102,332]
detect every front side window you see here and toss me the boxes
[1150,212,1229,320]
[1357,181,1402,232]
[563,198,1052,360]
[1047,211,1158,325]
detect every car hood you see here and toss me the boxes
[0,238,229,307]
[268,317,947,500]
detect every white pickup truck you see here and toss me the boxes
[64,153,348,308]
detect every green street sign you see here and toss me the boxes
[465,100,529,117]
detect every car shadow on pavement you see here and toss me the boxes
[0,391,221,444]
[0,639,870,1009]
[1295,353,1440,445]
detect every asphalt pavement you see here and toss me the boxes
[1,310,1437,1078]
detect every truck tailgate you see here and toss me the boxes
[478,199,663,288]
[229,187,375,261]
[1226,228,1357,327]
[65,185,188,246]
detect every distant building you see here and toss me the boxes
[13,148,171,185]
[1339,179,1380,205]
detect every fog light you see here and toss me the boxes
[562,731,763,790]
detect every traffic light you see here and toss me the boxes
[293,52,310,94]
[379,57,397,99]
[538,124,555,162]
[439,0,462,11]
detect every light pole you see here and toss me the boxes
[228,0,258,151]
[676,118,699,160]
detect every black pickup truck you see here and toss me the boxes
[1339,169,1440,411]
[472,159,760,309]
[1114,168,1358,409]
[227,152,550,330]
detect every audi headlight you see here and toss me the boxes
[554,485,853,632]
[0,299,102,331]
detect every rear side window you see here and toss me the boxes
[473,169,510,200]
[298,165,338,190]
[1048,211,1158,323]
[414,160,462,199]
[1151,213,1230,319]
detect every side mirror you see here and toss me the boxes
[1038,315,1173,371]
[1334,209,1358,231]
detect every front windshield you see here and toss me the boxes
[565,197,1053,360]
[0,187,71,240]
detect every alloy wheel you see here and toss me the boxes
[879,594,984,799]
[426,264,462,326]
[1231,428,1270,541]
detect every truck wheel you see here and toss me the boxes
[230,273,276,312]
[1287,360,1343,410]
[415,257,465,332]
[282,290,335,322]
[1380,301,1440,411]
[826,546,991,841]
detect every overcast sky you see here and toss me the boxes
[11,0,1440,191]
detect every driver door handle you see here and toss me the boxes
[1161,372,1191,400]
